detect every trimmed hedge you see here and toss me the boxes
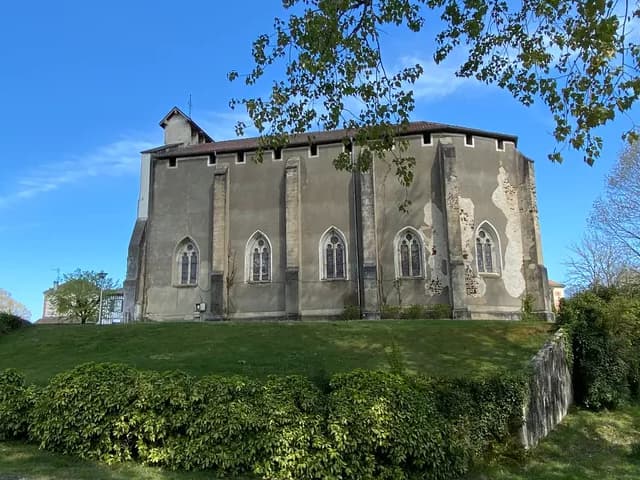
[2,363,528,479]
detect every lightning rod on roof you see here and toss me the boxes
[52,267,60,289]
[188,94,192,118]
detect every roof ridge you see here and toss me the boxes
[151,120,518,157]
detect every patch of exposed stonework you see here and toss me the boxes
[427,278,444,295]
[464,265,480,296]
[458,197,475,256]
[421,201,449,296]
[492,166,526,298]
[458,197,485,297]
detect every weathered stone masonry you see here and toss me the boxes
[125,107,553,321]
[520,330,573,448]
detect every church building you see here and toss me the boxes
[124,107,553,321]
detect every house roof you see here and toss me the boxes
[152,121,519,159]
[140,142,183,154]
[158,107,214,143]
[549,280,565,288]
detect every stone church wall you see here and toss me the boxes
[125,109,553,322]
[373,135,450,308]
[144,156,214,320]
[224,151,287,318]
[297,143,358,316]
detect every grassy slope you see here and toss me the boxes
[0,320,552,385]
[469,404,640,480]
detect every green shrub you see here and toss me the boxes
[252,376,332,480]
[426,375,528,461]
[130,370,195,466]
[381,304,401,319]
[29,363,142,462]
[558,289,640,409]
[341,304,361,320]
[0,312,28,335]
[424,303,452,319]
[22,362,531,479]
[173,375,331,479]
[0,369,37,440]
[169,375,264,473]
[400,304,426,319]
[631,441,640,459]
[327,370,469,480]
[520,293,537,321]
[381,304,452,320]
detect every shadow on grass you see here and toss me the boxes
[0,320,553,387]
[0,441,243,480]
[468,405,640,480]
[322,320,552,379]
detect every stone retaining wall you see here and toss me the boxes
[519,329,573,448]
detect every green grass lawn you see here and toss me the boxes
[0,441,236,480]
[468,404,640,480]
[0,320,552,385]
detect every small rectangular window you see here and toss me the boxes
[274,147,282,160]
[168,158,177,168]
[208,153,217,165]
[236,152,245,164]
[422,132,432,145]
[465,133,474,146]
[496,139,504,151]
[309,144,318,157]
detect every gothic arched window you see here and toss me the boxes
[320,227,347,280]
[395,228,424,278]
[246,232,272,283]
[475,223,501,275]
[175,238,199,286]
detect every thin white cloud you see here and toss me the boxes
[0,138,154,209]
[398,56,475,100]
[198,110,257,140]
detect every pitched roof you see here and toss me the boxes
[140,142,183,154]
[548,280,565,288]
[158,107,213,143]
[152,121,519,159]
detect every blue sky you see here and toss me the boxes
[0,1,634,320]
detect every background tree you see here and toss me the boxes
[564,230,628,292]
[49,270,119,324]
[592,140,640,264]
[230,0,640,174]
[565,139,640,292]
[0,289,31,321]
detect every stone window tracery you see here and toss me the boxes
[475,223,501,275]
[395,228,424,278]
[246,232,271,283]
[320,228,347,280]
[175,238,198,286]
